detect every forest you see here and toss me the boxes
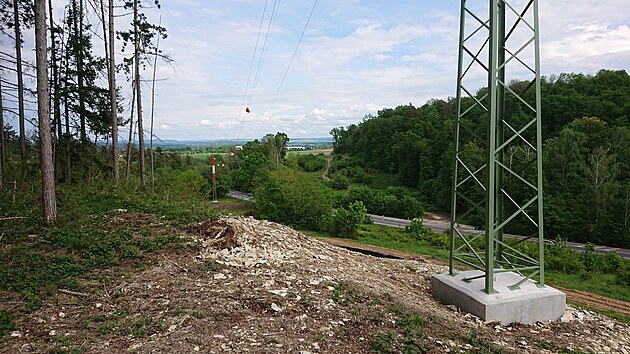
[1,0,168,223]
[330,69,630,248]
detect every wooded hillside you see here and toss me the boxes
[331,70,630,248]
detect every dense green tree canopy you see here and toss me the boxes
[331,69,630,248]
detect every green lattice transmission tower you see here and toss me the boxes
[450,0,545,294]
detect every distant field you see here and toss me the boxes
[288,149,333,155]
[185,152,228,161]
[184,148,332,161]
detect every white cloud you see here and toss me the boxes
[545,24,630,61]
[301,22,429,69]
[4,0,625,141]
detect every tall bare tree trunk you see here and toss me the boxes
[13,0,26,174]
[74,0,86,144]
[125,79,136,181]
[35,0,57,222]
[149,16,161,190]
[134,0,145,186]
[63,31,72,183]
[49,0,62,179]
[107,0,119,184]
[0,75,4,191]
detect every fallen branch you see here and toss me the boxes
[108,282,128,298]
[59,289,90,297]
[0,216,26,221]
[162,254,188,272]
[214,226,227,240]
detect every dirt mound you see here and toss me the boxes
[192,217,362,268]
[3,216,630,353]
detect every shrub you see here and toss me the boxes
[256,168,334,231]
[617,265,630,286]
[341,186,423,219]
[255,177,287,223]
[297,154,327,172]
[581,242,601,272]
[156,168,210,199]
[405,220,448,249]
[329,175,351,190]
[602,251,624,274]
[545,239,586,273]
[334,201,367,239]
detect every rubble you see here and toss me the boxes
[2,216,629,353]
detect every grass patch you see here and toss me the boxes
[0,309,16,340]
[462,330,504,353]
[546,271,630,303]
[331,280,358,304]
[370,304,431,353]
[184,152,228,161]
[0,182,218,314]
[287,149,332,156]
[356,224,449,260]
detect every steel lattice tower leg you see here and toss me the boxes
[450,0,544,294]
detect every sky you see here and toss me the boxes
[2,0,630,142]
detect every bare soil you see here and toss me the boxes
[2,216,629,353]
[320,237,630,318]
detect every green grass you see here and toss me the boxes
[0,181,219,313]
[362,172,399,190]
[546,271,630,303]
[354,224,449,260]
[287,149,332,156]
[304,223,450,260]
[184,152,228,161]
[370,305,431,353]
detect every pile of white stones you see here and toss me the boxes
[193,216,339,268]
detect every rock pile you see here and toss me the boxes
[192,216,367,268]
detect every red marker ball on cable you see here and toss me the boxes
[246,107,251,113]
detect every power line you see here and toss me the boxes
[234,0,281,142]
[256,0,318,138]
[247,0,280,107]
[231,0,269,143]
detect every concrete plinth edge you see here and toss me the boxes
[432,270,566,325]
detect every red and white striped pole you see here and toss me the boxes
[211,155,218,202]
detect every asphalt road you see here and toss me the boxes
[227,190,255,203]
[369,213,630,260]
[228,190,630,260]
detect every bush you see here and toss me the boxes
[545,239,586,273]
[329,175,351,190]
[334,201,367,239]
[617,265,630,286]
[255,168,334,231]
[255,177,287,223]
[602,251,624,274]
[581,242,601,272]
[405,220,448,249]
[340,186,423,219]
[297,154,327,172]
[156,168,210,199]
